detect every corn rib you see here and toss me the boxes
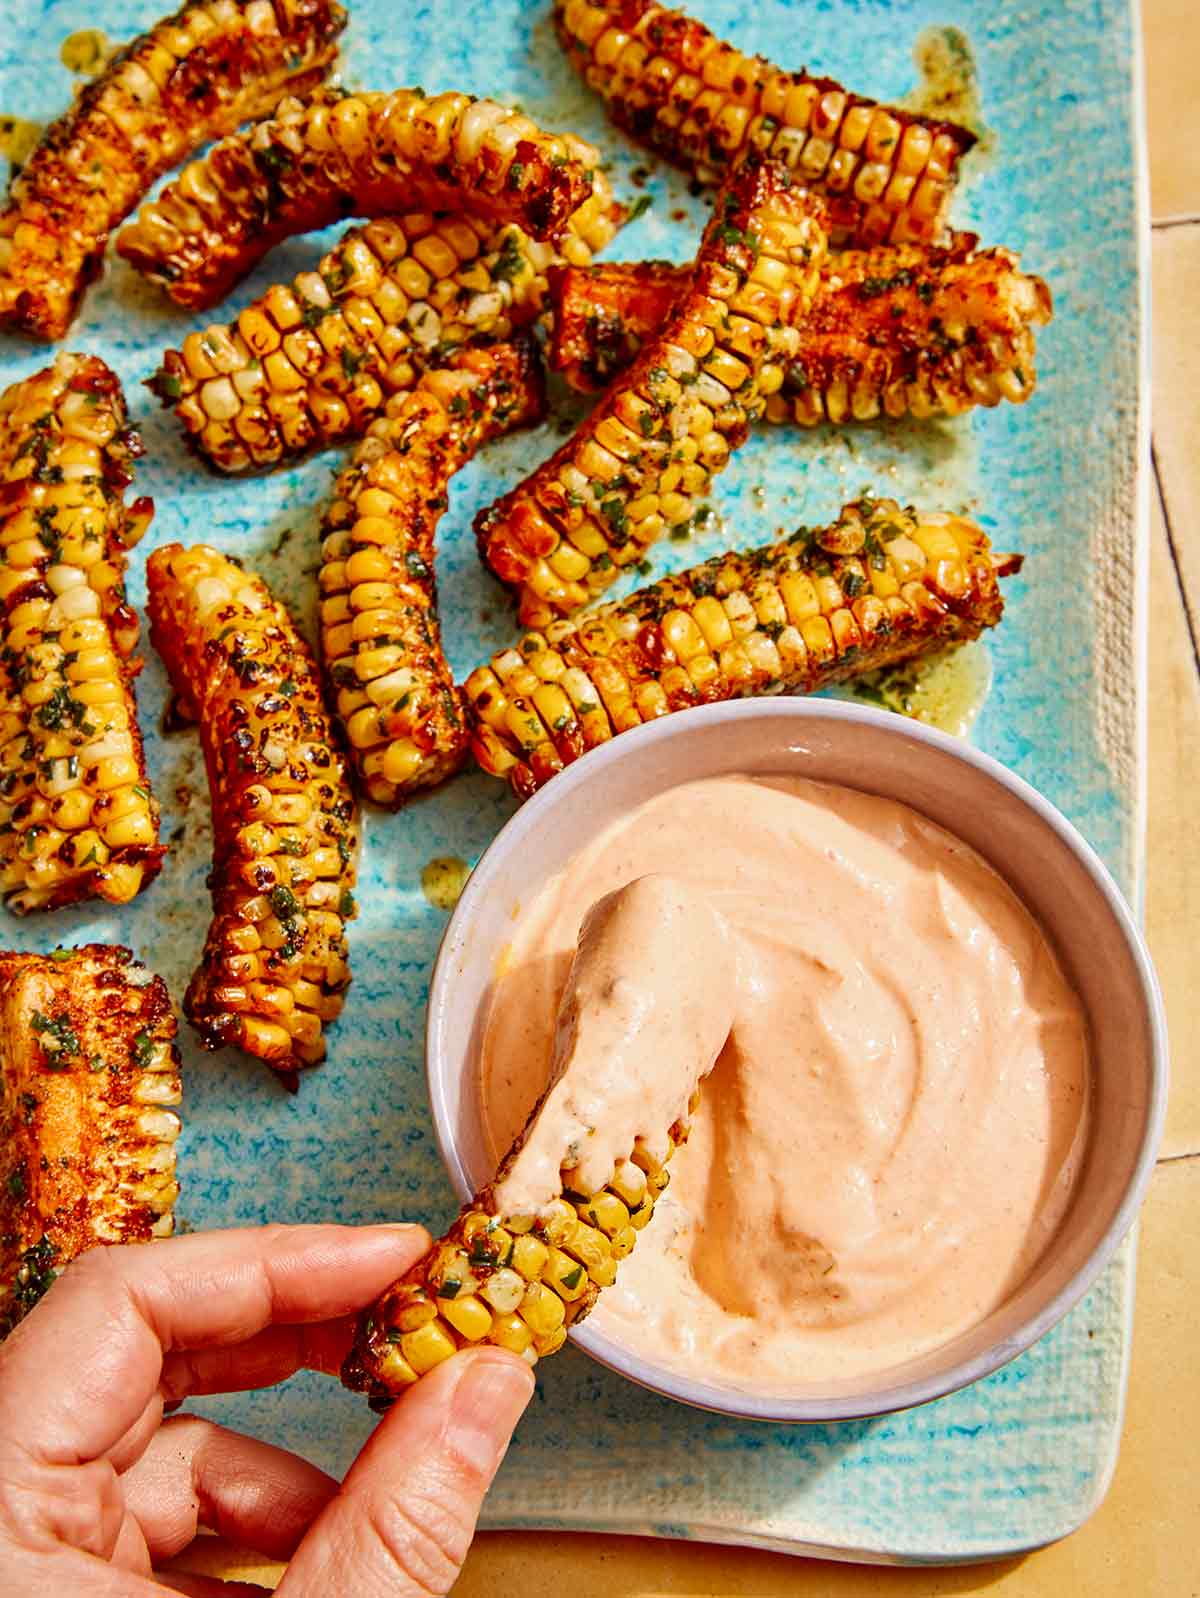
[554,0,974,246]
[146,181,622,473]
[146,543,358,1084]
[119,85,605,311]
[467,498,1020,799]
[0,0,346,341]
[475,153,829,628]
[0,354,162,913]
[549,239,1053,421]
[343,1100,694,1406]
[0,943,182,1336]
[321,340,546,806]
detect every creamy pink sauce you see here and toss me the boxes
[480,775,1090,1389]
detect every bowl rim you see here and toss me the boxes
[426,698,1168,1423]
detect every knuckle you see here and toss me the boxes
[361,1483,476,1596]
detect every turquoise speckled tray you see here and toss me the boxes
[0,0,1147,1564]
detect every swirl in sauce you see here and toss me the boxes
[480,774,1090,1390]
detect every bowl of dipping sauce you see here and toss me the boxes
[427,699,1166,1422]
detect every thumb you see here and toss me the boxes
[279,1348,534,1597]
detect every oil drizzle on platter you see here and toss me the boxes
[421,855,471,912]
[60,29,110,77]
[0,115,40,169]
[836,639,993,737]
[903,26,994,163]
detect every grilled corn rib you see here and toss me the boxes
[343,1105,694,1405]
[0,355,162,913]
[549,240,1054,422]
[146,182,622,474]
[321,341,546,807]
[0,0,347,342]
[119,85,604,312]
[476,154,828,628]
[0,944,181,1336]
[467,498,1020,799]
[554,0,974,246]
[146,544,358,1083]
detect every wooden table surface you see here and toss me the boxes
[175,1,1200,1590]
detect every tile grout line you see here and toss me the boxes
[1151,446,1200,679]
[1150,214,1200,230]
[1157,1150,1200,1166]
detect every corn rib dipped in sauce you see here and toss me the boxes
[343,874,735,1403]
[481,774,1091,1392]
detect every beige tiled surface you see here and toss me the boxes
[180,2,1200,1592]
[1143,0,1200,221]
[1151,225,1200,615]
[1147,492,1200,1157]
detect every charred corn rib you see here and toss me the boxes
[549,240,1054,422]
[467,498,1020,799]
[343,1107,693,1405]
[476,154,828,628]
[0,0,346,341]
[554,0,974,246]
[0,944,181,1336]
[119,85,604,312]
[146,183,622,474]
[0,356,162,913]
[146,544,358,1083]
[321,341,546,806]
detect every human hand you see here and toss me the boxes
[0,1224,535,1595]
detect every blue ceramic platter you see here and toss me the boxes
[0,0,1146,1562]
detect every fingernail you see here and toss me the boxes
[448,1353,535,1477]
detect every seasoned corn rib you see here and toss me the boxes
[0,355,162,913]
[0,0,346,342]
[555,0,974,246]
[467,498,1019,799]
[343,1107,693,1406]
[147,182,622,473]
[549,241,1054,422]
[146,544,358,1083]
[119,86,603,311]
[321,341,546,807]
[476,154,828,627]
[0,944,181,1336]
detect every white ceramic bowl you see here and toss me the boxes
[427,700,1167,1422]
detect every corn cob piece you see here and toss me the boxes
[0,943,182,1337]
[554,0,975,247]
[467,497,1020,799]
[549,239,1054,422]
[321,340,546,807]
[146,544,358,1084]
[146,177,623,474]
[0,0,347,341]
[343,1103,694,1406]
[119,85,605,312]
[0,355,162,913]
[476,154,829,628]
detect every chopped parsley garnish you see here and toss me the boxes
[270,885,301,921]
[31,1009,81,1063]
[489,231,526,283]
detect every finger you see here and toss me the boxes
[108,1392,166,1476]
[158,1314,358,1401]
[0,1224,429,1467]
[279,1348,534,1598]
[123,1414,337,1563]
